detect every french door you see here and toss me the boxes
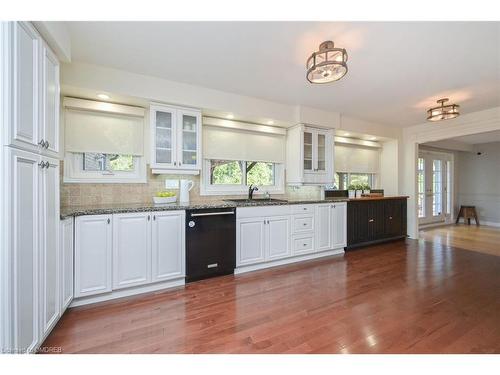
[417,150,452,225]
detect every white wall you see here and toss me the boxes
[457,142,500,226]
[379,139,399,195]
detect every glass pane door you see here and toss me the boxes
[180,113,198,166]
[155,110,173,165]
[418,151,451,225]
[417,157,425,218]
[303,131,313,171]
[317,133,326,171]
[432,160,443,216]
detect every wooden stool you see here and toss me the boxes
[456,205,480,225]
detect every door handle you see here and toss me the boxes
[191,211,235,217]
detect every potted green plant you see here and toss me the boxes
[347,183,357,198]
[362,183,371,195]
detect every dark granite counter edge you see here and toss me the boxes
[60,198,350,220]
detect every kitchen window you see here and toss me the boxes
[202,159,284,195]
[334,172,377,189]
[64,152,146,183]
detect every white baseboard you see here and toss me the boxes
[234,247,345,275]
[70,278,185,307]
[481,220,500,228]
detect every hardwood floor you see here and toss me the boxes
[420,224,500,257]
[41,239,500,354]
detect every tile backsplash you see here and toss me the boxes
[60,162,322,206]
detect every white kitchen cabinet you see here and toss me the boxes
[151,211,185,282]
[331,202,347,249]
[237,218,266,266]
[60,218,74,312]
[266,216,291,260]
[286,124,334,185]
[315,204,333,252]
[237,214,291,266]
[7,147,41,352]
[2,22,59,156]
[39,156,60,339]
[150,103,201,174]
[113,212,152,289]
[74,215,112,298]
[40,42,60,157]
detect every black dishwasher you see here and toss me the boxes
[185,207,236,282]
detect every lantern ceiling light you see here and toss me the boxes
[426,98,460,121]
[306,41,348,84]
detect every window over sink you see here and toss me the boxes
[202,159,284,196]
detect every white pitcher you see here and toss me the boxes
[179,179,194,204]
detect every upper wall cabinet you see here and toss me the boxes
[150,103,202,174]
[1,22,60,157]
[286,124,334,185]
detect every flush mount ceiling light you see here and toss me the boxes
[427,98,460,121]
[97,93,110,100]
[306,41,348,84]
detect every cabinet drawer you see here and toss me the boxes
[293,215,314,233]
[291,204,315,214]
[292,235,314,254]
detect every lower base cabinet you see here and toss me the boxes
[60,218,74,312]
[346,198,407,249]
[74,211,185,301]
[237,203,346,269]
[74,215,113,298]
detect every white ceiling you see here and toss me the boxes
[448,130,500,144]
[65,21,500,127]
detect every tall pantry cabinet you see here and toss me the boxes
[0,22,61,353]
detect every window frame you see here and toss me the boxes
[63,152,147,184]
[335,172,378,190]
[200,159,285,196]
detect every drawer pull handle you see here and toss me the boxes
[207,263,218,269]
[369,219,374,223]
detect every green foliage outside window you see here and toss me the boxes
[210,160,275,186]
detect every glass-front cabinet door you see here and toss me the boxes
[316,133,326,172]
[177,109,201,170]
[152,106,175,168]
[150,104,201,172]
[303,131,313,172]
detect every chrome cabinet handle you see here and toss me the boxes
[369,219,374,223]
[107,218,110,224]
[148,215,150,221]
[389,216,393,220]
[44,161,50,168]
[153,215,156,221]
[38,139,45,147]
[38,161,45,168]
[174,161,177,166]
[191,211,234,217]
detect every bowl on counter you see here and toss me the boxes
[153,196,177,204]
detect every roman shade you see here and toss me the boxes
[64,99,144,156]
[203,120,286,163]
[335,144,380,173]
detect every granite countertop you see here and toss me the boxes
[60,197,349,219]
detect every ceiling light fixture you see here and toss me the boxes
[97,93,110,100]
[427,98,460,121]
[267,120,275,125]
[226,114,234,119]
[306,41,348,84]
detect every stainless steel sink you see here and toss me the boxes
[224,198,288,203]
